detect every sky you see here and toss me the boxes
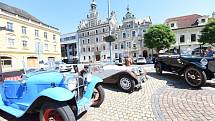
[0,0,214,34]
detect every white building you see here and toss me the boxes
[60,32,78,63]
[165,13,215,51]
[77,0,152,63]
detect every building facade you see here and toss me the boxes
[77,0,152,63]
[0,2,61,72]
[60,32,78,63]
[165,13,215,51]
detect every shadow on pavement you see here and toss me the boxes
[0,111,38,121]
[147,72,215,89]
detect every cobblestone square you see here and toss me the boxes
[1,64,215,121]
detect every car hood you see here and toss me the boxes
[25,71,64,84]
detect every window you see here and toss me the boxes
[133,53,137,57]
[95,30,98,34]
[180,35,185,43]
[104,55,106,59]
[44,44,48,51]
[21,26,27,34]
[88,48,90,52]
[103,45,106,50]
[53,35,56,40]
[96,47,99,51]
[88,39,90,43]
[8,38,15,47]
[83,48,86,52]
[54,45,57,51]
[82,33,85,37]
[84,56,86,60]
[87,32,90,36]
[35,30,39,37]
[191,34,196,42]
[115,53,118,58]
[133,44,137,48]
[132,31,136,37]
[7,22,13,31]
[103,28,105,32]
[115,44,118,49]
[96,38,99,42]
[123,33,126,38]
[22,40,28,47]
[201,19,206,23]
[121,43,124,49]
[170,23,175,27]
[0,56,12,68]
[44,32,48,39]
[89,56,91,60]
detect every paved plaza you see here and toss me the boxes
[1,64,215,121]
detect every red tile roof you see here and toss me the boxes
[165,14,202,28]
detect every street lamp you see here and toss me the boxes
[107,0,112,64]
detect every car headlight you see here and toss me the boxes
[131,68,139,75]
[200,58,208,66]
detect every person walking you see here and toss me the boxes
[206,46,215,57]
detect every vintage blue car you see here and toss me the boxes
[0,67,105,121]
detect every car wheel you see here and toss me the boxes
[40,102,76,121]
[91,84,105,107]
[118,75,135,93]
[155,63,162,75]
[184,67,206,88]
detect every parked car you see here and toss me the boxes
[136,57,147,64]
[155,51,215,88]
[81,64,146,93]
[0,65,104,121]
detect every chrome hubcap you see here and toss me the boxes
[120,78,131,90]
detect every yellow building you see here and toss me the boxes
[0,2,61,72]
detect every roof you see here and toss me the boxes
[165,14,202,28]
[0,2,59,30]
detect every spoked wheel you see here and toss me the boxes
[118,75,135,93]
[91,85,105,107]
[40,102,76,121]
[184,67,206,88]
[155,63,162,75]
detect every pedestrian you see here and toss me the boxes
[206,46,215,57]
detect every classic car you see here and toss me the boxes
[81,64,146,93]
[0,65,104,121]
[155,50,215,88]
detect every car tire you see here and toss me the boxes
[118,75,135,93]
[184,67,206,88]
[91,84,105,107]
[40,102,76,121]
[155,63,162,75]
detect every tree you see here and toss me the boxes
[104,35,116,42]
[144,24,176,53]
[199,19,215,45]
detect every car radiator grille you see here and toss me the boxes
[208,61,215,72]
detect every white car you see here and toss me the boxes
[136,57,146,64]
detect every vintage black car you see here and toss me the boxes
[154,52,215,88]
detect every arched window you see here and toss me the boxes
[1,56,12,68]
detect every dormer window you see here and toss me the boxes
[170,23,175,27]
[201,19,206,23]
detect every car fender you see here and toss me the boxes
[39,87,75,101]
[84,75,103,99]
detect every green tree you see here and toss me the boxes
[199,19,215,45]
[104,35,116,42]
[144,24,176,53]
